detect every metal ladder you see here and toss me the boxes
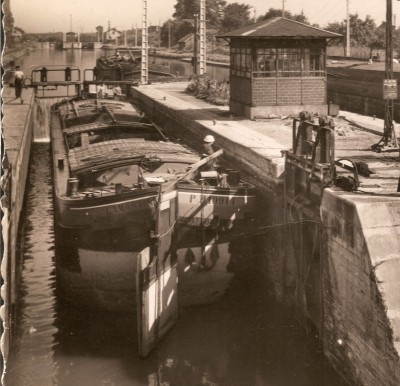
[141,0,149,84]
[199,0,206,75]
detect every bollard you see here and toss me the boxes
[66,178,79,197]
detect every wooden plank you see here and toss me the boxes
[186,149,224,171]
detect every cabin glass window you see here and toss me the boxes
[231,47,251,78]
[310,48,325,77]
[253,48,277,77]
[251,47,325,78]
[276,48,302,77]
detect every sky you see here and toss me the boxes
[10,0,400,33]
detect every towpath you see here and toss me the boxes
[2,86,35,165]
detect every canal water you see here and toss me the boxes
[6,46,229,84]
[5,47,348,386]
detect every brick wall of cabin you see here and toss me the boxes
[230,76,327,108]
[230,76,252,106]
[250,77,326,106]
[302,78,326,105]
[252,78,277,105]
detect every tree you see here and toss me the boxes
[367,24,385,57]
[292,10,309,25]
[160,19,194,48]
[173,0,199,19]
[325,14,377,47]
[206,0,228,28]
[351,14,376,46]
[325,21,344,35]
[173,0,227,28]
[3,0,15,47]
[220,3,252,33]
[258,7,310,25]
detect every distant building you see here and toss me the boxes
[178,33,194,51]
[65,32,77,42]
[104,28,122,44]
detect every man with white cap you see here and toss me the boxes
[202,135,215,156]
[202,135,217,171]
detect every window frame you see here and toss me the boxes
[230,45,327,79]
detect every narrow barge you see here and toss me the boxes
[28,66,257,316]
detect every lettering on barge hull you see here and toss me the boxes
[177,191,256,220]
[60,196,158,229]
[180,191,252,206]
[106,197,155,215]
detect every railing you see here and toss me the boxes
[28,66,140,98]
[29,65,81,98]
[30,65,81,84]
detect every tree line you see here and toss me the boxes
[162,0,400,57]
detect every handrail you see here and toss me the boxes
[30,65,81,84]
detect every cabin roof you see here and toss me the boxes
[217,17,342,39]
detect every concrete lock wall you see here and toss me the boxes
[321,190,400,386]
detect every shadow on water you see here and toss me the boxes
[52,268,348,386]
[52,224,348,386]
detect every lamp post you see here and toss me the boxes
[346,0,350,57]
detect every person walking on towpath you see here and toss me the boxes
[13,65,25,103]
